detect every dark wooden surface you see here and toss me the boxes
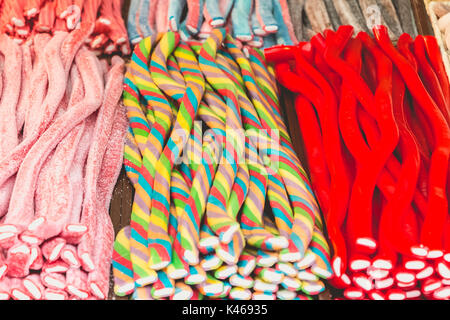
[107,0,433,300]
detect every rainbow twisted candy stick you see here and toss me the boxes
[177,128,223,265]
[200,253,223,271]
[188,52,227,127]
[112,37,162,295]
[130,34,165,127]
[255,248,279,267]
[197,29,247,256]
[168,135,193,280]
[123,128,144,187]
[151,34,186,103]
[130,32,183,285]
[277,290,296,300]
[239,139,272,248]
[237,250,257,276]
[122,35,164,287]
[151,270,175,299]
[112,226,135,296]
[229,273,254,288]
[147,35,205,270]
[146,37,195,277]
[178,161,193,188]
[167,55,186,87]
[198,98,226,131]
[263,215,281,236]
[170,134,207,279]
[185,264,207,285]
[200,87,246,240]
[247,47,316,200]
[199,220,220,255]
[165,198,189,280]
[184,121,203,173]
[124,59,152,152]
[171,168,191,224]
[213,162,249,265]
[275,261,298,278]
[308,226,333,279]
[216,55,287,252]
[215,264,238,280]
[216,281,232,298]
[280,276,303,291]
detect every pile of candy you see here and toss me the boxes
[0,0,130,55]
[111,28,333,300]
[267,25,450,300]
[287,0,418,41]
[0,27,127,300]
[126,0,298,49]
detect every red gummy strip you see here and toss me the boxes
[374,25,450,254]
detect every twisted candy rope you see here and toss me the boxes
[147,34,206,270]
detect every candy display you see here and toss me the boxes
[266,24,450,300]
[0,26,127,299]
[126,0,298,48]
[111,28,333,300]
[0,0,130,55]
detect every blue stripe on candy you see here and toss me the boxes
[184,205,200,234]
[134,54,150,70]
[150,60,167,73]
[131,229,148,246]
[171,186,190,199]
[272,207,293,229]
[152,190,171,211]
[207,194,226,211]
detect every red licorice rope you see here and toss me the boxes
[374,25,450,258]
[359,33,420,261]
[326,27,400,257]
